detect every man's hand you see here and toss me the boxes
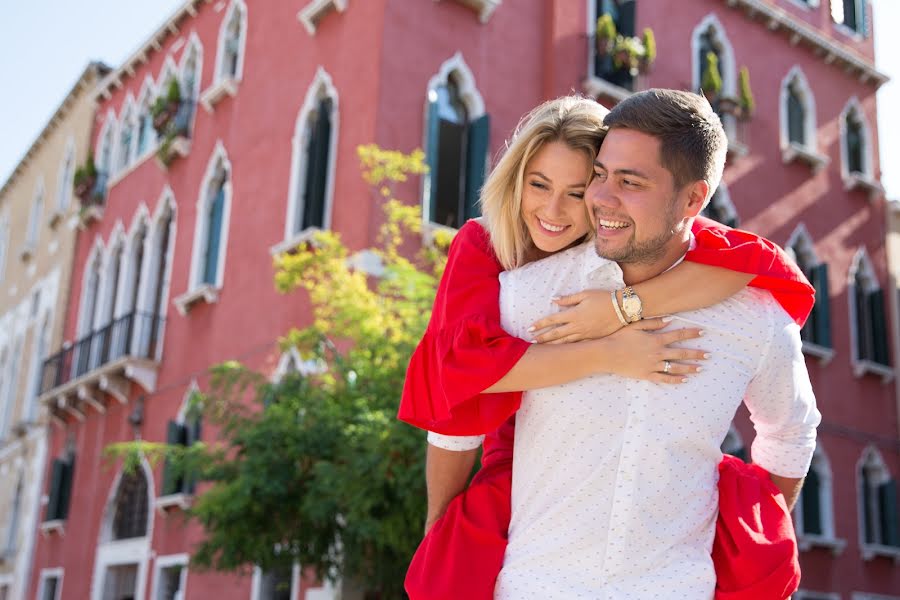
[425,444,479,535]
[768,472,804,511]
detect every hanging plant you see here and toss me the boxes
[738,66,755,119]
[596,14,617,56]
[151,78,183,134]
[640,28,657,73]
[73,152,98,201]
[701,51,723,101]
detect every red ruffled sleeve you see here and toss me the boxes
[397,221,529,436]
[688,216,815,326]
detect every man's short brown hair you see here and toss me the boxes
[603,89,727,206]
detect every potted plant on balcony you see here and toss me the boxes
[700,51,723,104]
[73,152,98,201]
[596,14,616,57]
[152,78,183,134]
[639,28,657,74]
[612,35,643,76]
[738,66,755,120]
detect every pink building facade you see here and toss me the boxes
[24,1,897,598]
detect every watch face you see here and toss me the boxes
[622,296,642,316]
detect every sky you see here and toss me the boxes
[0,1,897,197]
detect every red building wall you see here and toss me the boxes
[27,0,897,598]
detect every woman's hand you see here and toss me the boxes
[595,317,709,384]
[530,289,622,344]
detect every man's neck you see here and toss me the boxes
[619,233,692,286]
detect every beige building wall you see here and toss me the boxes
[0,62,107,600]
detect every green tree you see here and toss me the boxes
[108,145,452,598]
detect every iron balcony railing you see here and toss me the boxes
[40,311,165,396]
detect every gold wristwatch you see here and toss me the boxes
[621,286,643,322]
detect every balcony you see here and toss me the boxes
[76,172,109,228]
[39,311,165,419]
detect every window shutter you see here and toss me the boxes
[302,98,333,231]
[618,0,637,37]
[855,284,871,361]
[879,479,900,547]
[426,98,442,223]
[45,459,66,521]
[868,289,889,366]
[203,183,226,285]
[464,114,490,223]
[847,120,863,174]
[863,476,877,543]
[800,469,823,535]
[58,458,74,521]
[811,264,832,348]
[162,420,187,496]
[434,118,466,228]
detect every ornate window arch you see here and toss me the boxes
[786,224,832,352]
[848,248,891,377]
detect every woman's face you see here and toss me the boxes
[520,140,593,255]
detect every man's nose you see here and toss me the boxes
[587,178,619,211]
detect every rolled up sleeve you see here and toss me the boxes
[745,302,821,478]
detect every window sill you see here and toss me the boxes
[833,22,866,42]
[201,77,239,113]
[852,359,894,383]
[298,0,348,35]
[39,520,65,537]
[783,143,829,173]
[844,172,885,200]
[173,284,220,316]
[77,205,104,229]
[582,75,632,103]
[155,493,193,513]
[797,533,846,555]
[802,341,835,365]
[155,136,192,171]
[269,228,322,256]
[436,0,501,24]
[861,542,900,562]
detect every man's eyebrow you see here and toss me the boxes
[593,161,651,180]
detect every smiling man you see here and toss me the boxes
[491,89,821,598]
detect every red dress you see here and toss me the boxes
[399,217,811,599]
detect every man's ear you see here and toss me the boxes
[682,180,711,218]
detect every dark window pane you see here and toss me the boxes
[846,116,863,174]
[801,469,822,535]
[787,87,806,146]
[300,97,333,232]
[112,471,149,540]
[203,178,227,285]
[260,565,293,600]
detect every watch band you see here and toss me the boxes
[621,286,643,322]
[611,290,629,327]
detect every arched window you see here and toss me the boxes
[858,447,899,549]
[0,337,21,438]
[588,0,637,89]
[787,85,805,146]
[25,314,52,421]
[795,446,837,541]
[700,184,738,228]
[284,68,339,244]
[111,469,150,540]
[161,385,203,498]
[56,140,75,213]
[142,201,174,358]
[692,15,738,145]
[424,54,490,230]
[115,103,137,173]
[179,37,202,134]
[75,244,103,376]
[780,68,828,171]
[786,225,831,349]
[3,473,23,554]
[92,232,125,369]
[849,249,890,371]
[203,167,227,286]
[25,180,45,254]
[136,85,157,157]
[218,1,247,82]
[832,0,867,35]
[116,216,148,360]
[97,115,116,179]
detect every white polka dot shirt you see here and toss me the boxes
[440,240,820,599]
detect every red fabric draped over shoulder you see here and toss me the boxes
[397,218,814,437]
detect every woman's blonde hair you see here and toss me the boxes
[480,96,609,270]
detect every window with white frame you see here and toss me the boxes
[153,554,188,600]
[252,563,297,600]
[780,67,827,170]
[786,225,831,349]
[588,0,638,90]
[115,216,148,360]
[24,314,51,422]
[700,184,738,228]
[794,446,836,539]
[56,141,75,213]
[179,37,202,133]
[0,337,23,439]
[832,0,868,35]
[218,0,247,82]
[849,249,890,369]
[692,15,740,145]
[161,386,202,497]
[841,98,873,181]
[74,243,103,376]
[115,102,138,174]
[195,145,231,289]
[25,180,45,254]
[97,115,116,178]
[2,472,23,556]
[92,232,124,370]
[137,196,174,357]
[858,447,900,549]
[136,85,158,157]
[284,68,339,243]
[424,53,490,230]
[37,569,63,600]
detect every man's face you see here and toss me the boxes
[586,128,695,265]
